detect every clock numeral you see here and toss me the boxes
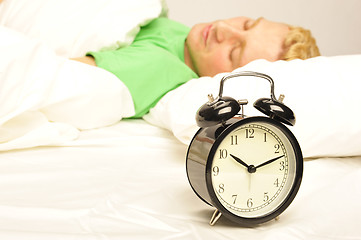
[232,194,238,204]
[264,133,267,142]
[245,128,255,139]
[274,144,280,154]
[274,178,280,188]
[279,161,285,171]
[212,166,220,176]
[218,184,225,194]
[263,192,269,202]
[230,135,238,145]
[247,198,253,208]
[219,149,228,159]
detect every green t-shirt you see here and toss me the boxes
[87,18,198,118]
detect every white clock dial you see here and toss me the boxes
[211,120,297,218]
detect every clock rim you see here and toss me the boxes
[205,116,303,226]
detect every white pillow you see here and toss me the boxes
[144,55,361,158]
[0,0,167,58]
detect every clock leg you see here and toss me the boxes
[209,209,222,226]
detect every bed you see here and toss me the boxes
[1,0,361,239]
[1,120,361,240]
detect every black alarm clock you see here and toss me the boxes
[186,71,303,226]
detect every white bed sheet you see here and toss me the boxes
[1,119,360,240]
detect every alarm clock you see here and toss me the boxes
[186,71,303,226]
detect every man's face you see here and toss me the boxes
[184,17,290,77]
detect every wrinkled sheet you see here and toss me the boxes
[0,119,360,239]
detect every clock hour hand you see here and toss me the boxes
[255,155,285,169]
[230,154,250,169]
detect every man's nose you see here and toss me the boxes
[215,22,243,43]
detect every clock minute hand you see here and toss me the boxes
[230,154,250,169]
[255,155,285,169]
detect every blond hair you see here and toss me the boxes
[282,26,320,60]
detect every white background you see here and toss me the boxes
[166,0,361,56]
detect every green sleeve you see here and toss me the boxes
[88,43,197,118]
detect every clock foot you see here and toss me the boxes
[209,209,222,226]
[275,216,280,221]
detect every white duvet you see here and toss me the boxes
[0,0,166,151]
[0,26,136,150]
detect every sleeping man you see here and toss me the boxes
[73,17,320,118]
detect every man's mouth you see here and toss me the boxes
[202,24,212,46]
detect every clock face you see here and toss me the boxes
[208,117,302,220]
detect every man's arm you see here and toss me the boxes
[71,56,97,66]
